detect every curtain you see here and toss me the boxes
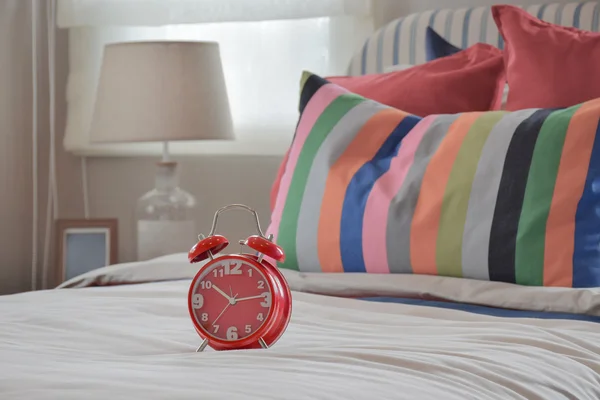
[58,0,373,155]
[57,0,372,26]
[0,0,74,293]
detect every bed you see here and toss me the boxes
[2,253,599,399]
[3,2,600,399]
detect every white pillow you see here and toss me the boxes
[383,64,414,72]
[499,84,509,110]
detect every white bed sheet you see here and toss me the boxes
[1,255,599,400]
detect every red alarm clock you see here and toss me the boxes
[187,204,291,352]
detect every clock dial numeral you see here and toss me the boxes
[192,294,204,309]
[257,313,264,322]
[212,325,219,333]
[247,268,253,277]
[213,262,243,277]
[200,280,212,290]
[228,262,242,275]
[260,292,271,308]
[245,325,252,334]
[226,326,238,340]
[201,313,209,322]
[257,280,265,289]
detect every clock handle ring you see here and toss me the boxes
[208,204,268,239]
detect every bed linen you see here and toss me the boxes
[2,254,600,400]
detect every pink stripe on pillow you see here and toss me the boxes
[266,83,348,242]
[362,116,435,273]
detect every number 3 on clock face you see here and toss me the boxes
[189,256,276,346]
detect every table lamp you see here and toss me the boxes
[89,41,234,261]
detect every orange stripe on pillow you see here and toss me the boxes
[543,100,600,287]
[410,113,481,275]
[318,108,407,273]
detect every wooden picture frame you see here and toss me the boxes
[55,218,118,283]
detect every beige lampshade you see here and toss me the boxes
[90,41,234,143]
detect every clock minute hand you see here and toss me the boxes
[235,294,265,302]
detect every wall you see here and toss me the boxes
[0,1,35,294]
[83,156,280,266]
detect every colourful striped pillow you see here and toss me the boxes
[267,72,600,288]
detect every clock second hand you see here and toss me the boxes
[212,294,238,326]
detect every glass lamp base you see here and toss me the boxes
[135,161,197,261]
[137,220,196,260]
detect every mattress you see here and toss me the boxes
[1,253,599,400]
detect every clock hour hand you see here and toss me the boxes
[212,284,233,302]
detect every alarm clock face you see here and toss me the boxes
[189,257,274,342]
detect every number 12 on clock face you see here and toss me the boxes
[211,262,250,278]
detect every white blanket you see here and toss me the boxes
[1,254,600,400]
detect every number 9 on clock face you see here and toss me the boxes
[188,255,279,347]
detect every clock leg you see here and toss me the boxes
[196,338,209,352]
[258,337,268,349]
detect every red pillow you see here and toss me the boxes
[492,4,600,110]
[327,43,504,116]
[270,43,505,211]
